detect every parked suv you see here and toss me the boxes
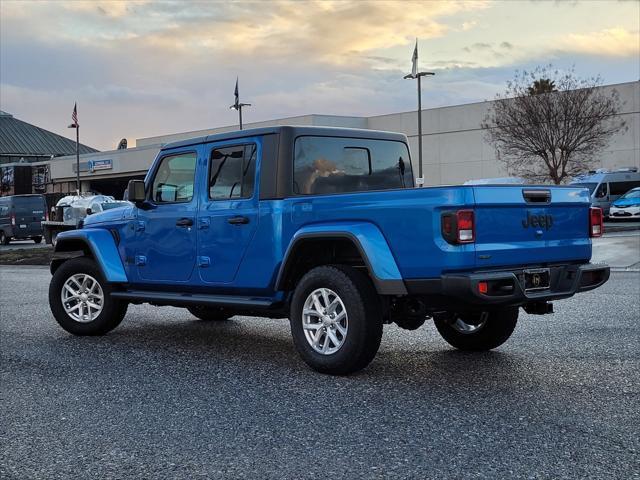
[48,126,610,374]
[0,194,47,245]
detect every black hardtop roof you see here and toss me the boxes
[161,125,408,151]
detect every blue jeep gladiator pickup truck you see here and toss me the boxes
[48,126,610,374]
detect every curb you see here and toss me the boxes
[604,222,640,233]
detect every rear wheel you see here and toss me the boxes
[434,308,518,351]
[0,231,9,245]
[49,257,128,335]
[187,305,232,321]
[33,236,43,244]
[289,265,383,375]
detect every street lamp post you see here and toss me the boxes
[404,71,434,187]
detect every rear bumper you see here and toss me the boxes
[405,263,610,307]
[4,226,42,238]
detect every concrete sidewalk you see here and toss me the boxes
[592,231,640,271]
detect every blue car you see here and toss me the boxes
[48,126,610,374]
[609,187,640,219]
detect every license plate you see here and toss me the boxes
[524,268,550,291]
[19,224,27,228]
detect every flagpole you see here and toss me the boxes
[404,40,434,187]
[417,74,422,184]
[230,77,251,131]
[76,125,80,194]
[68,103,80,194]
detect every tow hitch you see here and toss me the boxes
[524,301,554,315]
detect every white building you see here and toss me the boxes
[50,80,639,197]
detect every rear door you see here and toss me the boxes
[197,140,259,284]
[473,186,591,269]
[13,196,46,236]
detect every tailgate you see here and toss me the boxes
[473,186,591,269]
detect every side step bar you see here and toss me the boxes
[111,290,277,309]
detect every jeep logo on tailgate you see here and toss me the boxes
[522,212,553,230]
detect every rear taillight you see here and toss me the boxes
[44,211,48,221]
[10,214,15,226]
[590,207,603,237]
[441,209,475,244]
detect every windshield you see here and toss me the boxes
[619,189,640,200]
[571,183,598,194]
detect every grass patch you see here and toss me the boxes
[0,247,52,265]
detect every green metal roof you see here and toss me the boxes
[0,111,98,157]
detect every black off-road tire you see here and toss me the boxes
[187,305,233,321]
[49,257,128,335]
[434,307,519,351]
[289,265,383,375]
[33,236,43,244]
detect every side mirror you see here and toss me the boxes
[128,179,146,204]
[86,208,92,215]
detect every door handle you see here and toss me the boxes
[176,218,194,227]
[227,216,249,225]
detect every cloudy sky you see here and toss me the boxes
[1,0,638,151]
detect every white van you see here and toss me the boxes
[570,167,640,216]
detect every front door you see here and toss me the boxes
[198,141,259,284]
[136,149,199,283]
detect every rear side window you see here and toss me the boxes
[208,144,256,200]
[151,152,197,203]
[610,181,640,196]
[293,136,413,195]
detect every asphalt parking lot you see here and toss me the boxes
[1,266,638,479]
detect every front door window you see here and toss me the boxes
[151,152,197,203]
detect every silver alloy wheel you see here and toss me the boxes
[61,273,104,323]
[450,312,488,335]
[302,288,348,355]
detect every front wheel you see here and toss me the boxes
[0,231,9,245]
[49,257,128,335]
[433,308,518,351]
[289,265,383,375]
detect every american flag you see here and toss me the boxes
[71,103,78,127]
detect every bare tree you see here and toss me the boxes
[481,66,627,184]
